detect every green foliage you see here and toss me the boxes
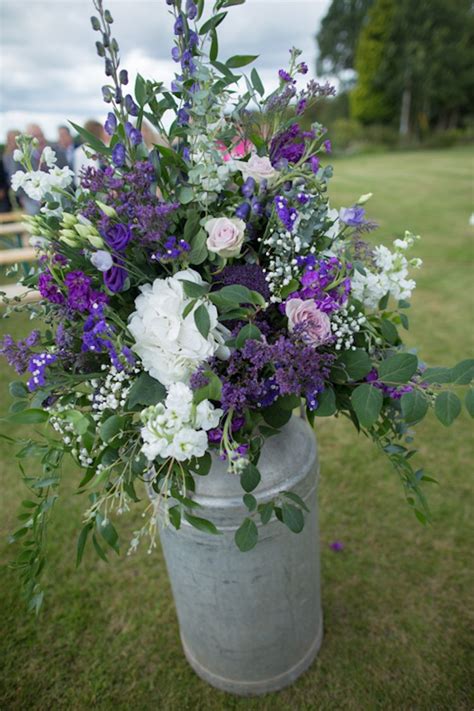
[316,0,375,75]
[351,383,383,428]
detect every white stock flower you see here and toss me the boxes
[13,149,24,162]
[139,383,222,463]
[195,399,223,431]
[165,382,193,421]
[167,428,208,461]
[129,268,229,386]
[41,146,57,168]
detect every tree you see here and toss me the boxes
[316,0,374,76]
[350,0,474,134]
[350,0,395,125]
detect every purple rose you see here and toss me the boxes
[285,298,332,346]
[105,223,132,251]
[104,264,127,293]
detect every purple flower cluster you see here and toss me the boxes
[366,369,414,400]
[38,271,65,305]
[191,336,334,414]
[82,304,134,371]
[151,236,191,262]
[270,124,305,166]
[64,271,108,312]
[290,257,351,314]
[27,352,58,391]
[81,162,178,252]
[274,195,298,232]
[0,330,41,374]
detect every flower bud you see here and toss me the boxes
[96,201,117,218]
[87,234,105,249]
[90,16,101,31]
[96,41,105,57]
[104,9,113,23]
[356,192,373,205]
[61,212,77,227]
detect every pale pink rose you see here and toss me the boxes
[204,217,246,258]
[285,298,332,346]
[235,154,279,184]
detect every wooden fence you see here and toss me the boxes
[0,212,39,303]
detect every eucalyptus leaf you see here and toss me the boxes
[234,517,258,551]
[314,387,336,417]
[240,463,261,493]
[434,391,461,426]
[184,513,221,535]
[127,373,166,408]
[378,353,418,384]
[351,384,383,428]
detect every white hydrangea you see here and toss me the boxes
[140,383,222,462]
[128,268,230,386]
[351,232,421,309]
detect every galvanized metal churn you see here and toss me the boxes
[157,415,323,696]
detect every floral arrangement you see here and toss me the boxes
[1,0,472,612]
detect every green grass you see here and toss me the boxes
[1,148,473,710]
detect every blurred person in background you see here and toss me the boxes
[2,129,20,183]
[0,160,12,213]
[56,125,76,169]
[73,119,109,186]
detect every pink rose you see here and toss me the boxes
[235,154,279,185]
[285,298,332,346]
[204,217,246,258]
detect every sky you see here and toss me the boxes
[0,0,330,142]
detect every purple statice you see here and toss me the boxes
[192,335,334,415]
[265,82,297,114]
[27,352,58,391]
[305,79,336,99]
[366,369,414,400]
[216,263,271,300]
[270,124,305,166]
[324,139,332,154]
[112,143,126,167]
[0,330,41,374]
[104,112,117,136]
[339,206,366,228]
[298,62,308,74]
[296,98,307,116]
[177,107,190,126]
[104,223,133,251]
[104,264,127,293]
[151,236,190,262]
[278,69,293,82]
[274,195,298,232]
[38,271,65,305]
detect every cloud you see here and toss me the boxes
[0,0,329,140]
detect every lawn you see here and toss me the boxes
[0,147,473,710]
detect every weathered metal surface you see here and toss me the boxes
[158,415,323,696]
